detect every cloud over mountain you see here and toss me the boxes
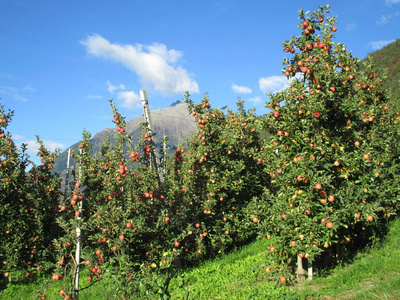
[81,34,199,96]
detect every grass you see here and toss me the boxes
[168,237,296,299]
[2,218,400,299]
[295,218,400,299]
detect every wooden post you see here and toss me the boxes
[140,90,164,185]
[74,149,83,299]
[297,255,307,281]
[307,259,313,280]
[62,148,71,203]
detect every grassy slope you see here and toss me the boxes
[2,218,400,299]
[169,218,400,300]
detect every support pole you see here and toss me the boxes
[140,90,164,185]
[62,148,71,203]
[307,259,313,280]
[297,255,307,282]
[74,149,83,299]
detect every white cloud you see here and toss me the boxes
[377,15,389,24]
[117,91,141,109]
[346,22,357,31]
[23,85,36,93]
[14,94,28,102]
[0,86,18,95]
[247,96,262,104]
[12,135,26,140]
[386,0,400,4]
[259,76,291,94]
[85,95,102,99]
[18,140,64,154]
[377,11,399,24]
[368,39,395,50]
[107,81,125,93]
[81,34,199,96]
[232,84,252,94]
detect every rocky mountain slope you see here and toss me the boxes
[52,100,196,174]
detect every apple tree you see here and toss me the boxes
[163,92,270,264]
[0,104,61,283]
[258,5,400,282]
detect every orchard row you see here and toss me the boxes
[1,4,400,298]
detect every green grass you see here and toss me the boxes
[2,218,400,299]
[296,218,400,299]
[167,238,296,299]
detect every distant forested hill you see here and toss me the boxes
[363,39,400,108]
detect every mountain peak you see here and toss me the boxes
[169,100,182,107]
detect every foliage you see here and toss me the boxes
[3,217,400,299]
[258,4,400,282]
[163,93,269,265]
[0,104,61,283]
[361,39,400,105]
[1,4,400,299]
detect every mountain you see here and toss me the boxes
[52,101,196,174]
[362,38,400,105]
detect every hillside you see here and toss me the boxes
[52,101,196,174]
[363,38,400,105]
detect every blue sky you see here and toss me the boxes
[1,0,399,164]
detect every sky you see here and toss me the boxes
[1,0,400,165]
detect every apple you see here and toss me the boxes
[96,250,102,256]
[59,290,65,295]
[269,246,275,253]
[126,222,133,228]
[174,241,180,247]
[273,111,280,118]
[325,221,334,228]
[252,217,259,223]
[315,183,322,190]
